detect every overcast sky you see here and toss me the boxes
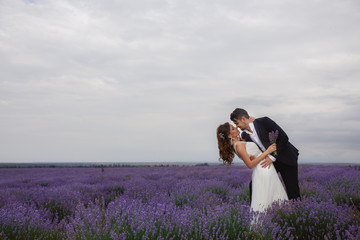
[1,0,360,164]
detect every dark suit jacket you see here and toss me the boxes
[241,117,299,167]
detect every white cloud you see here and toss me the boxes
[0,0,360,163]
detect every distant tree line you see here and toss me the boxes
[0,162,215,168]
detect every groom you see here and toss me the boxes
[230,108,301,200]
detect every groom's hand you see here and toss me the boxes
[261,157,272,169]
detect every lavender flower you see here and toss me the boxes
[269,130,279,155]
[0,165,359,239]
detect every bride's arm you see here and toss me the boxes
[235,143,276,169]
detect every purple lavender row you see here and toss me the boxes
[0,165,359,239]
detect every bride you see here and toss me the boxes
[216,122,288,213]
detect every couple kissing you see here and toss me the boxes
[216,108,300,213]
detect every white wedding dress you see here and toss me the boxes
[234,141,288,212]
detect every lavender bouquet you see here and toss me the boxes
[269,130,279,155]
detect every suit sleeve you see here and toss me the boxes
[262,117,289,156]
[241,132,252,142]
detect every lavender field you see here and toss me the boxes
[0,165,359,240]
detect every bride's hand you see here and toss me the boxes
[261,157,272,168]
[266,143,276,154]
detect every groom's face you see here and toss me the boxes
[233,118,247,130]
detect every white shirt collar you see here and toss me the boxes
[244,122,255,135]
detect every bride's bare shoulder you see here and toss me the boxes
[234,141,246,152]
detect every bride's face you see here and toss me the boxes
[229,124,240,139]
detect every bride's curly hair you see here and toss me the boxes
[216,122,235,166]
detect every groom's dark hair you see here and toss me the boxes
[230,108,250,121]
